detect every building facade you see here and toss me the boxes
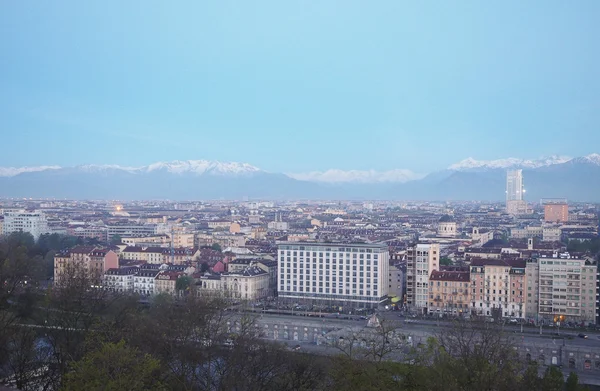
[429,270,471,316]
[406,243,440,312]
[470,259,526,318]
[3,210,49,239]
[134,269,159,296]
[277,242,390,308]
[103,266,138,292]
[54,246,119,286]
[544,203,569,223]
[525,255,598,323]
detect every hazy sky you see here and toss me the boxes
[1,1,599,174]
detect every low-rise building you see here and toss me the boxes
[221,266,270,300]
[154,271,184,296]
[134,268,159,296]
[103,266,138,292]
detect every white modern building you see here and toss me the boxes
[506,169,524,202]
[406,243,440,312]
[506,169,527,215]
[3,210,50,239]
[277,242,390,308]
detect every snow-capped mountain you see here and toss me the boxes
[568,153,600,166]
[144,160,261,175]
[287,169,423,184]
[0,160,263,177]
[0,154,599,200]
[448,155,571,171]
[0,165,61,177]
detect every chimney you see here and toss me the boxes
[527,238,533,250]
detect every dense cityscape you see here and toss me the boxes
[2,1,599,390]
[1,168,600,389]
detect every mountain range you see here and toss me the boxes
[0,155,599,201]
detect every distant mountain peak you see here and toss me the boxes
[448,155,571,171]
[575,153,600,165]
[0,160,262,178]
[0,165,61,177]
[144,160,262,175]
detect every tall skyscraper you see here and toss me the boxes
[506,169,524,202]
[506,170,527,215]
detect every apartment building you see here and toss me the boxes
[106,225,157,240]
[134,268,160,296]
[388,264,404,300]
[525,254,598,323]
[3,210,49,239]
[429,270,471,316]
[542,227,562,242]
[103,266,138,292]
[470,259,526,318]
[406,243,440,312]
[121,246,164,264]
[277,242,390,308]
[154,271,184,295]
[54,246,119,286]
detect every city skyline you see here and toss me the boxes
[2,1,600,174]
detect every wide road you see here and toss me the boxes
[251,312,600,348]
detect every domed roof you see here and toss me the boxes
[439,214,455,223]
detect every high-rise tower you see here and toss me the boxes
[506,169,527,215]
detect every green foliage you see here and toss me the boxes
[439,257,453,266]
[567,238,600,255]
[542,366,565,391]
[61,340,166,391]
[200,262,210,273]
[110,234,123,245]
[565,371,586,391]
[211,243,222,252]
[519,362,541,391]
[175,275,193,294]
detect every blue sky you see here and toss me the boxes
[1,1,599,174]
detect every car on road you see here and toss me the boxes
[508,319,518,325]
[293,344,301,351]
[578,333,588,339]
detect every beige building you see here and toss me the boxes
[197,266,270,301]
[507,200,528,216]
[154,271,183,295]
[437,215,457,237]
[54,246,119,286]
[429,270,471,316]
[525,255,597,323]
[471,228,495,246]
[121,246,164,264]
[542,227,562,242]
